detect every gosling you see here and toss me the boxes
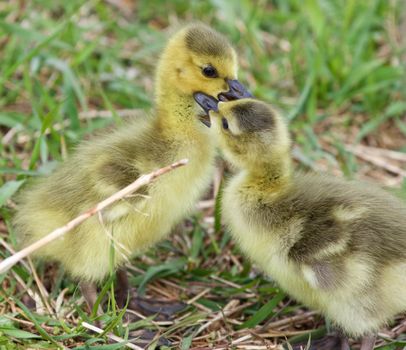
[13,23,250,313]
[201,97,406,350]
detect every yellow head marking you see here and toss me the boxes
[156,23,238,99]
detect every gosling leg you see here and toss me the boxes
[360,334,376,350]
[340,336,350,350]
[79,281,103,316]
[115,267,130,308]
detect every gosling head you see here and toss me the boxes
[156,23,251,126]
[207,98,291,170]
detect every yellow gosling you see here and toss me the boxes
[206,98,406,350]
[13,23,249,314]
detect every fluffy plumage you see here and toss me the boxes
[211,99,406,347]
[13,23,240,284]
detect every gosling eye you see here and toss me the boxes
[222,118,229,130]
[202,65,218,78]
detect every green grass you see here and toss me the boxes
[1,0,406,349]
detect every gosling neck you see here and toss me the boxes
[245,153,293,192]
[154,59,204,136]
[155,85,197,133]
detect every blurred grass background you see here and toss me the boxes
[1,0,405,349]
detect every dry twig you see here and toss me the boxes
[345,145,406,177]
[0,159,188,274]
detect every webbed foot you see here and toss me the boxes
[290,333,349,350]
[115,268,186,321]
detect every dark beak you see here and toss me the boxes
[194,92,219,127]
[218,79,253,101]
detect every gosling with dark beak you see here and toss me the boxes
[194,79,252,127]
